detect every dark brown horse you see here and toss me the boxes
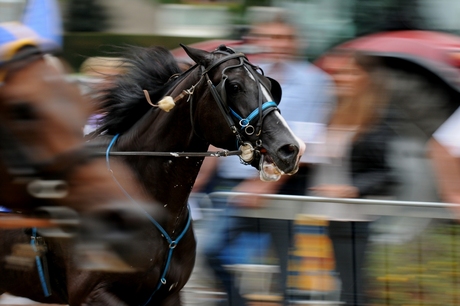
[82,44,305,305]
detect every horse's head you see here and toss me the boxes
[0,43,91,185]
[182,44,305,181]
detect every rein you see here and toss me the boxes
[94,147,242,158]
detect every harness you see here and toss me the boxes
[105,134,192,305]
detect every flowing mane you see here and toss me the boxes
[96,46,183,135]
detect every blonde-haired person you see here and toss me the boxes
[310,51,396,306]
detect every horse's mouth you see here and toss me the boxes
[259,153,284,182]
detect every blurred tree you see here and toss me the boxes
[353,0,425,36]
[244,0,271,6]
[64,0,109,32]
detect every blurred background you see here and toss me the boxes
[3,0,460,70]
[3,1,460,306]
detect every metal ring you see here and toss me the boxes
[161,278,167,285]
[169,241,177,249]
[245,125,255,135]
[239,119,249,127]
[256,139,262,147]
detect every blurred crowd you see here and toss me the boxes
[183,12,460,306]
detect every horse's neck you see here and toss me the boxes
[114,107,207,223]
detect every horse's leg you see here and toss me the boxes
[158,292,182,306]
[68,278,128,306]
[69,288,128,306]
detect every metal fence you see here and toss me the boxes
[183,192,460,306]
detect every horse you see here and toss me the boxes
[0,36,166,304]
[0,41,304,305]
[80,43,305,305]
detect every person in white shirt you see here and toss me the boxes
[429,106,460,217]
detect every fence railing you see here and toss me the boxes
[208,192,455,220]
[197,192,460,306]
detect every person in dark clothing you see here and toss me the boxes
[310,51,396,306]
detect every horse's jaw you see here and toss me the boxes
[259,153,283,182]
[258,135,306,182]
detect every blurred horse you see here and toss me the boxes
[0,29,162,304]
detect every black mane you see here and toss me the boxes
[95,45,183,135]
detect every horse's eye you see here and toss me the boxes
[7,102,38,121]
[228,83,241,94]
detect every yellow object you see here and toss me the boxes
[288,214,336,293]
[157,96,176,112]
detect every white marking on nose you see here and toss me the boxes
[244,66,256,81]
[273,112,305,158]
[260,85,272,102]
[244,67,273,102]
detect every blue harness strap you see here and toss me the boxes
[142,209,191,306]
[106,134,192,305]
[229,101,278,129]
[31,228,51,297]
[0,206,11,212]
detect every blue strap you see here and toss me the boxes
[105,134,192,305]
[106,133,120,168]
[0,206,12,212]
[31,228,51,297]
[230,101,277,128]
[143,210,192,306]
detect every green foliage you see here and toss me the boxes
[64,0,109,32]
[366,221,460,305]
[353,0,425,36]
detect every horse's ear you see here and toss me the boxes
[180,44,212,66]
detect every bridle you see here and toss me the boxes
[202,46,280,163]
[105,46,282,168]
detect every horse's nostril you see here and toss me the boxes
[287,144,297,152]
[279,144,299,158]
[275,144,300,174]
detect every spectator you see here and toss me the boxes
[310,50,396,306]
[196,15,336,306]
[429,105,460,218]
[79,56,128,135]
